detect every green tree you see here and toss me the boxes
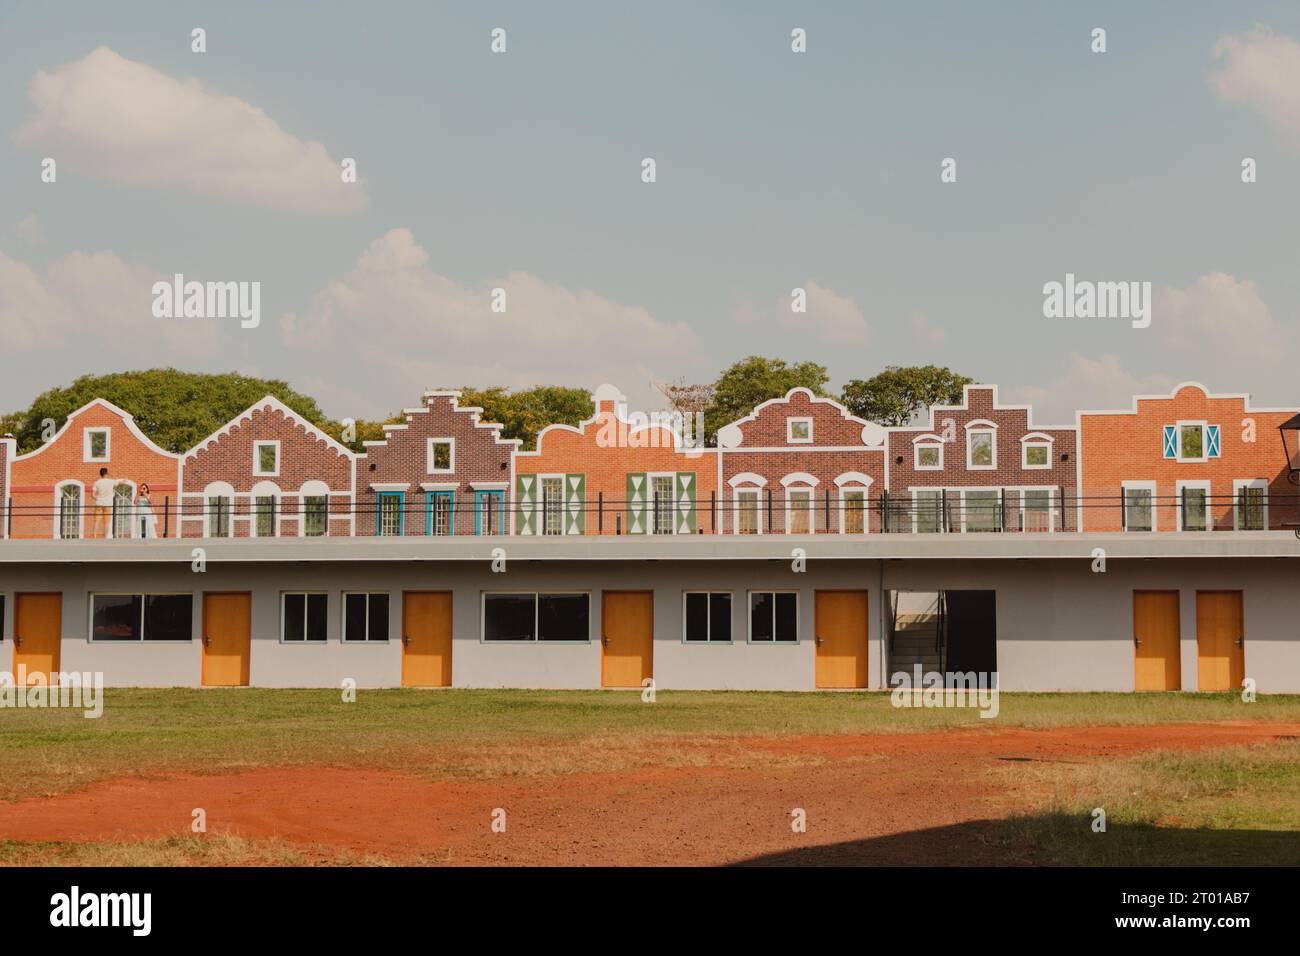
[703,356,830,441]
[9,369,336,454]
[840,365,975,426]
[460,385,594,450]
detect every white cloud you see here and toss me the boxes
[1154,272,1285,363]
[1011,353,1172,423]
[782,279,871,345]
[910,310,947,347]
[15,46,365,212]
[281,228,700,415]
[0,247,218,356]
[1211,27,1300,145]
[13,214,42,244]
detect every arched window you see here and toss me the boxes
[111,481,136,540]
[203,482,235,538]
[300,480,330,537]
[56,482,83,540]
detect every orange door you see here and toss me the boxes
[202,593,251,687]
[1196,591,1244,692]
[1133,591,1180,691]
[601,591,653,689]
[815,590,869,688]
[403,592,452,687]
[13,593,62,685]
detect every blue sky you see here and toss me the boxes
[2,1,1299,421]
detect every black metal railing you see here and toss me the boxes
[2,489,1294,540]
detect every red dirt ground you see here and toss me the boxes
[2,721,1295,866]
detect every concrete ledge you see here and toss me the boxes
[2,532,1299,563]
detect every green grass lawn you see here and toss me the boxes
[1001,741,1300,866]
[1,687,1298,801]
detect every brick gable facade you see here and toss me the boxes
[180,397,356,538]
[356,390,518,536]
[7,400,180,539]
[717,388,885,533]
[887,385,1078,532]
[1078,383,1299,532]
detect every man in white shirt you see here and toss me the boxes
[91,467,116,539]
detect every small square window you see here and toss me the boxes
[685,592,732,642]
[428,439,454,473]
[787,418,813,443]
[254,442,279,476]
[968,431,995,468]
[343,592,389,642]
[84,428,110,462]
[1023,443,1049,468]
[750,591,798,643]
[916,444,942,469]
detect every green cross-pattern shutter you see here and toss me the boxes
[676,472,697,534]
[626,472,647,534]
[565,473,585,535]
[516,475,536,535]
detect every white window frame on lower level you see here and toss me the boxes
[1018,486,1056,532]
[957,486,1003,533]
[835,474,873,535]
[781,475,818,535]
[1232,478,1269,531]
[729,477,766,535]
[54,480,85,540]
[1121,480,1158,532]
[1175,479,1211,532]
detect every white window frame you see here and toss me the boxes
[538,473,567,536]
[784,486,815,534]
[252,440,281,477]
[1122,480,1158,532]
[250,481,281,538]
[479,591,591,644]
[1175,479,1211,532]
[87,592,195,643]
[280,591,329,644]
[54,481,85,540]
[203,482,235,538]
[1232,478,1269,531]
[1018,486,1056,533]
[427,437,455,475]
[965,421,997,471]
[1175,420,1209,463]
[110,480,138,540]
[911,487,945,534]
[648,472,677,536]
[299,480,331,538]
[786,417,814,444]
[746,590,800,644]
[682,590,734,644]
[733,487,763,535]
[958,486,1003,533]
[913,436,944,471]
[1020,433,1053,471]
[83,427,111,463]
[835,474,873,535]
[341,591,391,643]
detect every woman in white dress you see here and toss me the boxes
[136,483,158,539]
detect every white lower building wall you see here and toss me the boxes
[0,556,1296,691]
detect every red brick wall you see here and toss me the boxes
[181,401,354,538]
[8,402,179,539]
[356,392,516,535]
[1079,384,1299,532]
[516,400,719,534]
[887,386,1078,529]
[719,389,885,532]
[0,437,10,538]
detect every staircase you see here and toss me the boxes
[889,591,945,680]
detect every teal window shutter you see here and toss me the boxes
[1206,425,1221,458]
[1162,425,1177,459]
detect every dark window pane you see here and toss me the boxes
[685,593,709,642]
[306,594,328,642]
[485,594,535,641]
[284,593,305,642]
[775,592,798,642]
[538,593,588,642]
[368,594,389,642]
[750,592,773,642]
[143,594,192,641]
[0,595,5,641]
[92,594,142,641]
[709,593,731,642]
[344,593,367,641]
